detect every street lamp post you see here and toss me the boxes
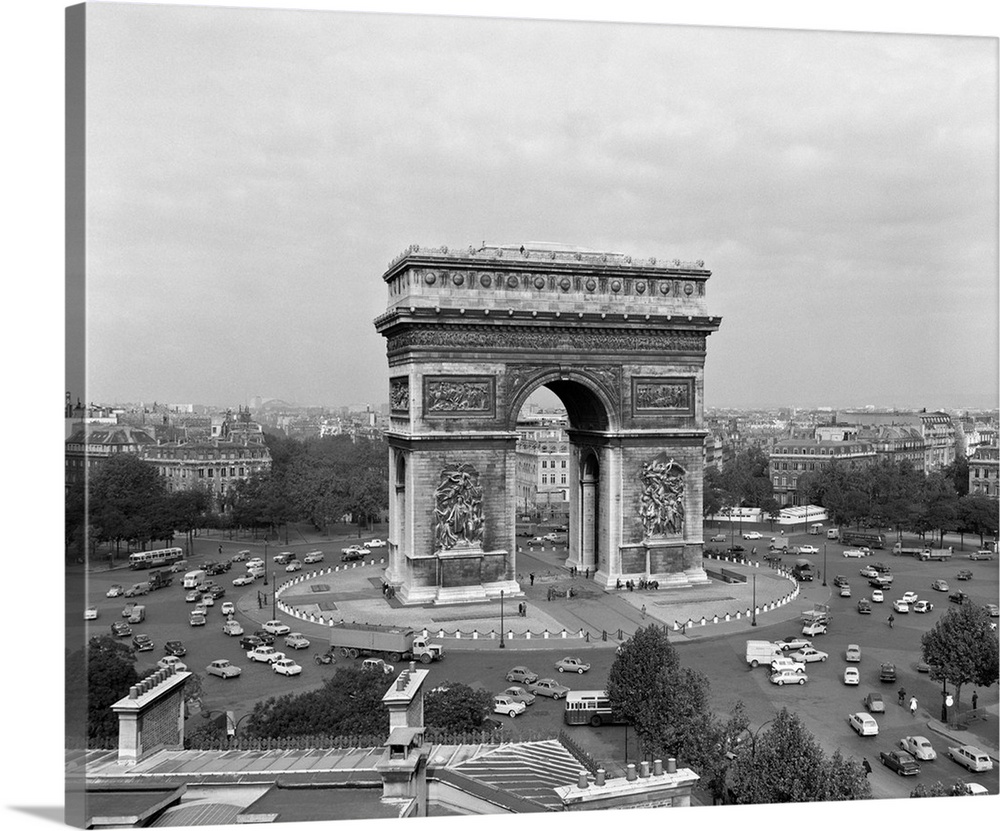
[263,539,269,586]
[751,574,757,626]
[271,572,276,620]
[499,590,506,648]
[822,543,828,587]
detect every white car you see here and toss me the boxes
[798,545,819,555]
[206,659,242,679]
[106,584,124,598]
[284,633,311,650]
[892,599,909,613]
[859,565,878,578]
[912,600,934,613]
[845,644,862,663]
[743,531,763,540]
[247,646,285,663]
[247,566,266,578]
[791,647,829,663]
[802,622,828,637]
[220,601,236,616]
[947,744,993,772]
[901,591,919,604]
[303,551,325,564]
[232,574,256,586]
[843,549,867,558]
[367,539,387,548]
[185,590,201,602]
[200,594,215,607]
[84,607,99,620]
[272,658,303,676]
[157,656,188,672]
[285,560,303,572]
[899,736,936,761]
[262,619,291,636]
[871,589,885,603]
[848,712,879,736]
[770,669,808,686]
[246,558,264,568]
[222,619,244,636]
[555,657,591,674]
[843,667,860,685]
[493,694,527,717]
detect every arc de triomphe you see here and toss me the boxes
[374,243,721,605]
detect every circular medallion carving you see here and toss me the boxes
[424,271,437,285]
[534,276,546,289]
[585,279,597,292]
[660,282,670,295]
[507,276,519,289]
[636,282,646,294]
[480,274,492,287]
[453,273,464,286]
[611,280,621,292]
[559,277,572,291]
[684,282,694,295]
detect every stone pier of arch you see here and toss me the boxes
[373,243,721,606]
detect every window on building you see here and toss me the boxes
[561,460,567,468]
[199,469,205,478]
[561,475,567,484]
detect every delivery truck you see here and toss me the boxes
[329,622,445,664]
[919,547,953,562]
[746,639,782,668]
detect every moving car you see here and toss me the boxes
[947,744,993,772]
[206,659,242,679]
[232,574,256,586]
[189,612,206,626]
[848,712,879,736]
[842,549,867,558]
[770,669,808,686]
[901,591,919,604]
[106,584,123,598]
[527,678,571,699]
[709,533,727,543]
[743,531,763,540]
[164,640,187,657]
[232,550,250,562]
[899,736,936,761]
[859,565,878,578]
[185,591,201,602]
[246,646,284,664]
[262,619,291,636]
[303,551,325,564]
[367,539,387,549]
[869,577,892,590]
[205,585,225,599]
[801,622,828,637]
[879,750,920,776]
[200,594,215,607]
[272,658,303,676]
[956,569,973,581]
[969,550,994,560]
[362,658,395,674]
[132,634,154,652]
[284,633,311,650]
[864,692,885,713]
[252,630,276,645]
[84,607,98,620]
[857,598,872,615]
[790,647,828,663]
[839,585,851,598]
[892,599,909,613]
[526,536,547,546]
[912,600,934,613]
[506,666,539,685]
[833,575,850,588]
[879,662,896,682]
[502,686,536,706]
[948,591,968,605]
[285,560,303,572]
[493,694,527,718]
[555,657,591,674]
[986,603,1000,617]
[843,668,860,685]
[798,544,819,555]
[247,566,266,578]
[341,545,370,561]
[845,644,862,663]
[931,578,950,591]
[239,635,265,651]
[774,636,812,652]
[110,621,132,637]
[220,601,236,616]
[222,619,244,637]
[157,655,188,672]
[871,589,885,603]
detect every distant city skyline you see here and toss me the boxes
[72,5,998,412]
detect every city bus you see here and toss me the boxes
[128,547,184,570]
[839,530,884,549]
[563,691,626,727]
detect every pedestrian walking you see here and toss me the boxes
[972,690,979,712]
[218,545,223,555]
[530,572,535,586]
[898,687,906,706]
[257,596,262,610]
[616,578,622,590]
[862,758,872,777]
[887,613,895,628]
[585,567,590,580]
[909,696,918,717]
[641,604,647,619]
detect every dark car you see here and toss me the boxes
[879,662,897,682]
[956,569,973,581]
[132,633,154,652]
[949,591,968,605]
[239,635,265,651]
[164,640,187,657]
[728,544,746,553]
[205,585,226,599]
[857,598,872,615]
[833,575,850,588]
[869,576,892,589]
[871,562,892,574]
[252,630,276,645]
[110,621,132,638]
[879,750,920,776]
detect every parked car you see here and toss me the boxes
[986,603,1000,617]
[848,712,879,736]
[262,619,291,636]
[502,686,536,706]
[892,599,909,613]
[791,647,828,663]
[285,560,303,573]
[743,531,763,540]
[206,659,242,679]
[110,621,132,638]
[555,657,591,674]
[845,644,862,663]
[947,745,994,772]
[505,666,539,685]
[912,600,934,613]
[492,694,527,718]
[246,646,284,664]
[949,591,969,605]
[106,584,124,598]
[157,655,187,672]
[774,636,812,652]
[864,692,886,713]
[857,598,872,614]
[770,669,808,686]
[232,574,257,586]
[220,601,236,616]
[843,668,860,685]
[284,633,311,650]
[899,736,936,761]
[880,750,920,776]
[901,591,919,604]
[84,607,98,620]
[272,658,303,676]
[802,622,828,637]
[932,579,950,591]
[164,640,187,657]
[956,569,973,581]
[527,678,571,699]
[879,662,897,682]
[132,634,154,652]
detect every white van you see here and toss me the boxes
[182,569,207,590]
[746,640,782,668]
[827,528,840,540]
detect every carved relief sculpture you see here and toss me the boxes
[632,377,695,416]
[639,458,685,538]
[432,463,485,550]
[424,376,495,415]
[389,377,409,413]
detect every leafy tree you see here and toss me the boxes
[942,455,970,497]
[916,473,960,545]
[702,466,725,520]
[720,447,773,509]
[424,683,493,732]
[760,498,781,531]
[958,494,999,546]
[821,749,871,801]
[921,602,999,714]
[88,454,172,551]
[67,636,140,748]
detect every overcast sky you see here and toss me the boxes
[76,2,998,412]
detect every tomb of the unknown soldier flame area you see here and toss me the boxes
[374,243,722,605]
